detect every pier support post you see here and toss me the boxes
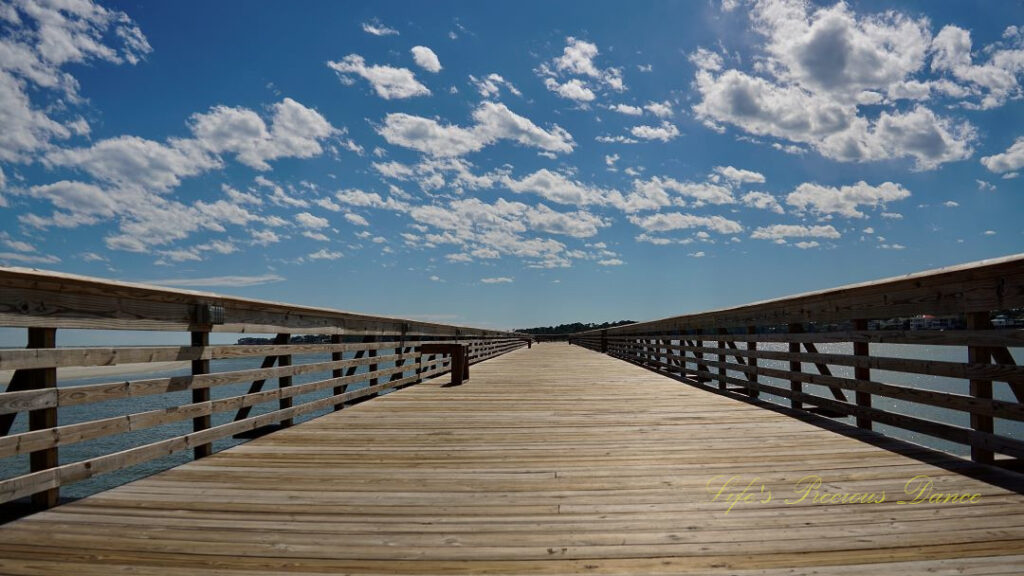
[717,328,727,391]
[747,326,759,399]
[789,323,803,410]
[27,327,58,508]
[191,330,212,459]
[331,334,344,411]
[967,312,994,464]
[852,319,872,430]
[279,342,293,428]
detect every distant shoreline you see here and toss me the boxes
[0,361,190,386]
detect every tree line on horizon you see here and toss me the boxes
[514,320,636,335]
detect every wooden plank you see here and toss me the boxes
[0,343,1022,575]
[233,333,289,422]
[853,319,872,430]
[968,312,994,465]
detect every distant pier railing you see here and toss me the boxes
[0,267,528,508]
[571,254,1024,467]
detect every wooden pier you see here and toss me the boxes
[0,255,1023,574]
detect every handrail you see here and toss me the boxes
[575,253,1024,335]
[0,267,529,509]
[570,254,1024,468]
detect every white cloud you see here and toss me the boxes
[327,55,430,99]
[598,258,624,266]
[411,46,442,73]
[0,0,151,163]
[344,213,369,226]
[750,224,841,240]
[741,191,784,214]
[943,200,959,208]
[793,241,820,249]
[361,19,398,36]
[689,48,724,71]
[378,102,574,157]
[714,165,766,184]
[931,25,1024,110]
[785,181,910,218]
[688,1,996,170]
[688,251,706,258]
[502,169,609,206]
[628,212,743,234]
[644,101,673,118]
[609,104,643,116]
[0,251,60,265]
[544,77,596,102]
[981,137,1024,174]
[309,248,343,260]
[630,122,680,142]
[251,230,280,246]
[147,274,285,287]
[549,37,625,92]
[295,212,329,229]
[469,73,520,98]
[481,277,513,284]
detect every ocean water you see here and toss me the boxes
[0,353,413,500]
[0,343,1020,502]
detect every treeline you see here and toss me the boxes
[514,320,635,335]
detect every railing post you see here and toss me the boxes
[331,334,344,411]
[279,339,293,428]
[789,323,803,410]
[746,325,758,399]
[367,335,379,397]
[967,312,994,464]
[717,328,727,390]
[852,319,872,430]
[600,330,607,353]
[191,330,212,459]
[27,327,58,508]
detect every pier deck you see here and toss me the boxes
[1,343,1022,575]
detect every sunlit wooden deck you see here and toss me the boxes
[1,343,1023,575]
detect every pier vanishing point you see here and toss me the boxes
[0,254,1023,574]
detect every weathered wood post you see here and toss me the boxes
[27,327,58,508]
[789,323,803,410]
[191,329,212,459]
[331,334,344,411]
[852,319,872,430]
[746,325,759,399]
[966,312,994,464]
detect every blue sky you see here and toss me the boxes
[0,0,1021,332]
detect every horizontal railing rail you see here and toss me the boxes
[571,254,1024,468]
[0,267,528,509]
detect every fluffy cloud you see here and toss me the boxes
[609,104,643,116]
[644,101,673,118]
[327,55,430,99]
[544,78,596,102]
[295,212,329,229]
[630,122,680,142]
[481,277,513,284]
[628,212,743,234]
[377,102,574,157]
[502,169,609,206]
[689,0,1000,170]
[714,165,765,184]
[344,213,369,226]
[741,191,784,214]
[785,180,911,218]
[411,46,442,73]
[981,137,1024,174]
[0,0,151,163]
[750,224,841,240]
[469,73,520,98]
[309,248,343,260]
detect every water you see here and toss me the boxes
[0,353,407,500]
[1,343,1020,502]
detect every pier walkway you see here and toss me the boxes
[1,343,1023,575]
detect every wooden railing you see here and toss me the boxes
[0,267,528,508]
[571,254,1024,467]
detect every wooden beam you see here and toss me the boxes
[331,334,344,412]
[191,330,211,460]
[233,333,289,422]
[26,327,58,508]
[852,319,872,430]
[967,312,994,464]
[789,323,803,410]
[746,326,758,399]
